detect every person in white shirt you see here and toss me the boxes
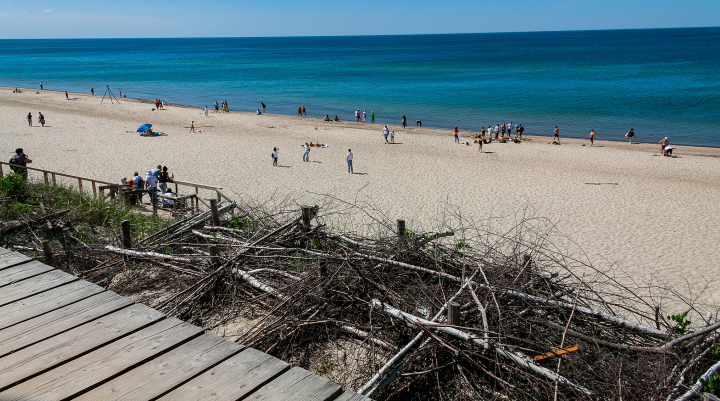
[346,149,354,174]
[302,143,310,162]
[163,189,175,207]
[272,147,279,166]
[145,170,158,205]
[507,122,514,135]
[494,125,500,140]
[204,106,209,117]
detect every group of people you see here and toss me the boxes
[297,106,306,117]
[154,99,166,110]
[26,112,46,127]
[354,109,376,123]
[120,165,176,208]
[213,100,230,113]
[382,126,396,143]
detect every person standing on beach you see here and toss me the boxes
[363,110,367,123]
[297,106,302,117]
[401,115,407,129]
[553,126,560,144]
[590,130,595,146]
[91,87,94,96]
[10,148,32,180]
[302,106,306,117]
[262,102,266,113]
[225,100,229,112]
[477,134,483,152]
[302,143,310,162]
[27,112,32,127]
[64,91,68,99]
[204,106,209,117]
[39,82,43,90]
[38,112,45,127]
[190,121,195,133]
[158,166,174,194]
[454,127,459,143]
[660,137,669,155]
[518,125,524,140]
[119,89,122,97]
[383,126,389,143]
[626,128,637,143]
[355,109,360,122]
[507,122,514,136]
[501,123,506,138]
[131,172,144,203]
[371,111,375,123]
[145,170,158,205]
[346,149,354,174]
[494,124,500,140]
[272,147,279,166]
[390,129,395,143]
[214,101,218,113]
[480,126,486,142]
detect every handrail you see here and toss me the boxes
[173,179,222,190]
[0,161,117,186]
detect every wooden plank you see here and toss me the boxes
[335,390,373,401]
[0,291,131,357]
[0,304,164,390]
[157,347,290,401]
[0,250,31,270]
[0,269,77,307]
[0,261,52,287]
[0,319,202,401]
[243,366,342,401]
[0,280,104,330]
[75,333,243,401]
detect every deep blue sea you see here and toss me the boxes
[1,28,719,146]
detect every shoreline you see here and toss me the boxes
[6,86,720,155]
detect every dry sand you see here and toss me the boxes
[2,87,719,312]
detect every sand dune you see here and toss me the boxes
[3,87,719,312]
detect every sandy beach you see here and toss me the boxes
[2,87,720,311]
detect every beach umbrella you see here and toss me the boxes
[137,123,152,133]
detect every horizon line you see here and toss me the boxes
[1,25,718,41]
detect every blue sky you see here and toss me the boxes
[1,0,718,38]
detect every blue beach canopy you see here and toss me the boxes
[137,123,152,133]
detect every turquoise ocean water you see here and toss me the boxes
[1,28,719,146]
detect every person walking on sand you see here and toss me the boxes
[346,149,354,174]
[272,147,279,166]
[390,129,395,143]
[626,128,637,143]
[262,102,266,113]
[302,142,310,162]
[190,121,195,133]
[363,110,367,123]
[454,127,460,143]
[401,115,407,129]
[302,106,306,117]
[204,106,209,117]
[38,112,45,127]
[590,129,595,146]
[383,126,390,143]
[355,109,360,122]
[27,112,32,127]
[65,91,68,99]
[553,126,560,144]
[39,82,43,90]
[91,87,94,95]
[371,111,375,123]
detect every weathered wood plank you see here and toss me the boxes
[0,280,104,330]
[0,304,164,390]
[75,333,243,401]
[243,366,342,401]
[335,390,373,401]
[0,250,31,270]
[0,261,54,288]
[0,291,131,357]
[157,347,290,401]
[0,319,202,401]
[0,269,77,307]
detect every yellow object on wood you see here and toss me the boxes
[533,344,579,362]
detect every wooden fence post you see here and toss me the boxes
[77,178,83,192]
[92,181,97,198]
[302,206,312,232]
[44,172,49,185]
[0,163,3,178]
[52,173,56,186]
[216,190,221,204]
[209,245,220,267]
[121,220,131,249]
[210,199,220,226]
[397,219,406,237]
[447,302,460,326]
[42,241,53,267]
[152,191,158,216]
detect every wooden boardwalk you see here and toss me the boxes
[0,248,370,401]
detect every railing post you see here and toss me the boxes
[152,191,158,216]
[42,241,54,267]
[92,181,97,198]
[52,173,56,186]
[447,302,460,326]
[397,219,406,237]
[121,220,132,249]
[44,172,49,185]
[77,178,83,192]
[210,199,220,226]
[216,189,221,203]
[0,163,3,178]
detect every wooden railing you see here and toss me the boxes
[0,161,233,214]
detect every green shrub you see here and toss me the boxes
[0,173,27,196]
[667,311,692,335]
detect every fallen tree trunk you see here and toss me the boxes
[104,245,196,264]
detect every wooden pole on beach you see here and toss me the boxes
[210,199,220,226]
[121,220,131,249]
[397,219,406,237]
[302,206,312,232]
